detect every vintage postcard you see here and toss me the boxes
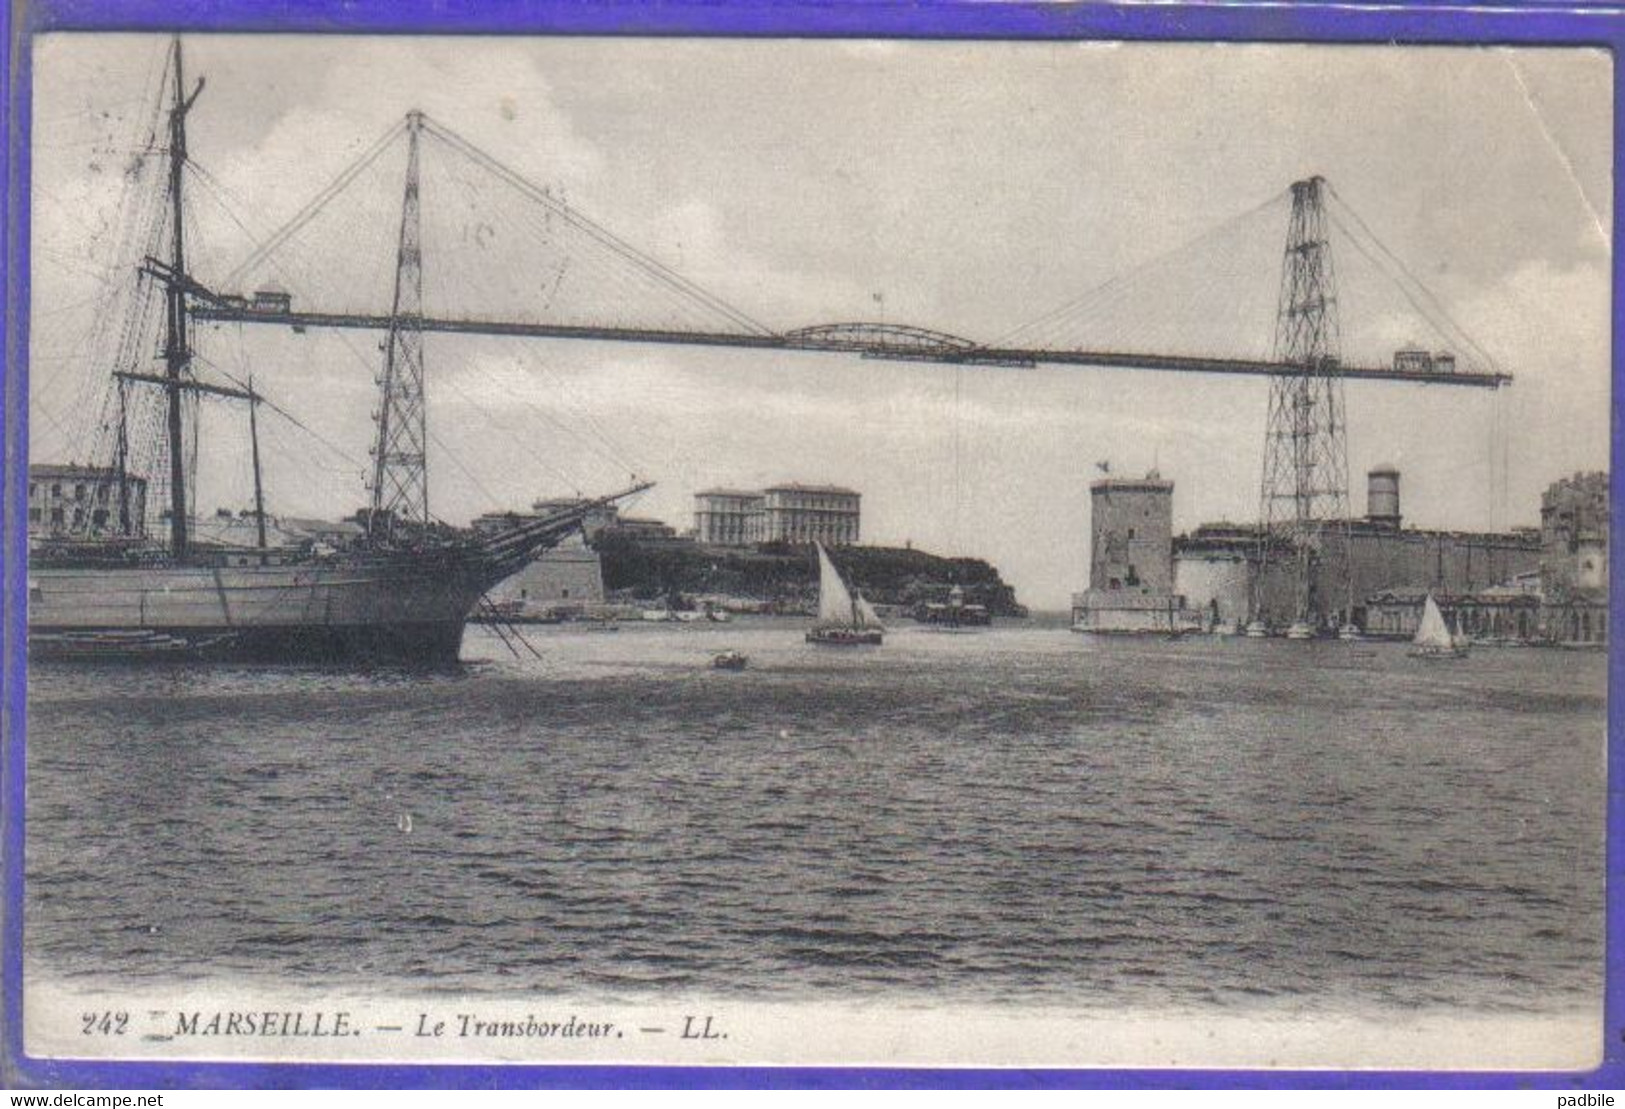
[16,33,1610,1073]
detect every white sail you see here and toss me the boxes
[855,593,885,630]
[1413,594,1454,650]
[815,543,855,625]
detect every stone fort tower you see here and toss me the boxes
[1089,472,1175,594]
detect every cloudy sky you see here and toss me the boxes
[29,35,1611,608]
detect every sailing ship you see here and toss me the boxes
[28,39,647,665]
[805,542,884,646]
[1409,593,1468,659]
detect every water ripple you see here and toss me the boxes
[24,623,1605,1014]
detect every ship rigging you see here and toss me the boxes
[28,38,649,663]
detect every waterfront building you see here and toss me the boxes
[485,546,606,617]
[1168,467,1607,645]
[1538,471,1609,645]
[473,496,619,617]
[689,482,862,547]
[759,484,861,546]
[1364,579,1541,641]
[531,498,621,541]
[1169,524,1257,631]
[1088,472,1175,592]
[609,516,680,541]
[694,489,766,546]
[28,463,148,539]
[1174,467,1544,631]
[1071,472,1199,633]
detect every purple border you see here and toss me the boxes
[2,0,1620,1091]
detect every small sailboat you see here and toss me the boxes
[1451,609,1473,653]
[1410,593,1468,659]
[1337,576,1362,640]
[806,542,884,646]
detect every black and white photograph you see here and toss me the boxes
[19,34,1610,1070]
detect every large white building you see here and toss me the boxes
[692,483,861,547]
[693,489,766,546]
[761,484,861,546]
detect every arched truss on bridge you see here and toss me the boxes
[783,322,982,356]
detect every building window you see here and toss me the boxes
[74,483,86,501]
[50,507,64,525]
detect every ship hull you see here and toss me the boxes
[805,627,884,646]
[27,561,489,665]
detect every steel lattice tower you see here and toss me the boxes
[369,110,428,536]
[1256,176,1353,627]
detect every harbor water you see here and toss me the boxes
[25,621,1605,1017]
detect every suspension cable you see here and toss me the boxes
[420,114,772,336]
[219,118,408,291]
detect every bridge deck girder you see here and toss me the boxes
[190,307,1512,388]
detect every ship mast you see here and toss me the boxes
[247,375,267,559]
[115,378,130,535]
[161,36,204,558]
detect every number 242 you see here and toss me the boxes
[81,1012,127,1036]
